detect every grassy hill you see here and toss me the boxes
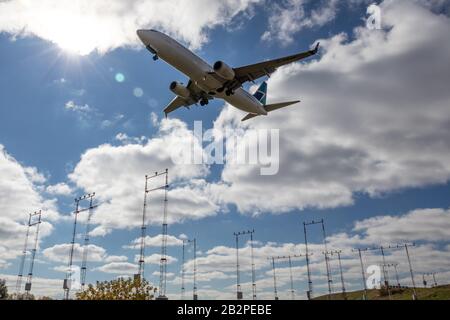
[313,284,450,300]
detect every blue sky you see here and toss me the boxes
[1,0,450,300]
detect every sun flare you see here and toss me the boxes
[47,15,101,56]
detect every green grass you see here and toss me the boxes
[313,284,450,300]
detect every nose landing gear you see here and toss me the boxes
[225,89,234,96]
[217,86,235,96]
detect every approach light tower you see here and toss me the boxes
[80,195,98,291]
[234,230,256,300]
[303,219,333,299]
[180,238,198,300]
[24,210,42,298]
[63,193,95,300]
[157,169,170,300]
[16,210,42,297]
[270,255,305,300]
[326,250,347,300]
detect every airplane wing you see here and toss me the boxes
[164,96,189,115]
[233,43,319,84]
[163,80,212,116]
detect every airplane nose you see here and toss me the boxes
[136,29,148,43]
[137,29,160,45]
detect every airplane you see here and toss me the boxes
[136,29,319,121]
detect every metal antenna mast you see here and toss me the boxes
[137,175,150,281]
[360,246,392,299]
[189,238,198,300]
[25,210,42,298]
[430,273,438,287]
[321,220,333,299]
[352,248,371,300]
[16,213,32,294]
[158,169,169,300]
[303,222,313,300]
[380,246,392,299]
[381,243,418,299]
[288,256,295,300]
[386,263,400,288]
[234,232,241,300]
[304,219,332,299]
[249,231,257,300]
[327,250,347,300]
[80,194,97,291]
[180,238,197,300]
[181,239,187,300]
[423,272,438,288]
[270,257,279,300]
[136,170,168,295]
[233,230,255,300]
[361,243,417,300]
[271,255,305,300]
[64,193,94,300]
[403,243,418,300]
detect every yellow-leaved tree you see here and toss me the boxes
[76,277,156,300]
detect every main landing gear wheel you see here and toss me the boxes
[200,99,209,106]
[153,55,159,61]
[225,89,234,96]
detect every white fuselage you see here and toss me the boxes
[137,30,267,115]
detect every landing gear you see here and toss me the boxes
[200,98,209,106]
[225,89,234,96]
[153,55,159,61]
[217,87,225,93]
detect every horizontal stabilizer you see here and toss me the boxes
[241,100,300,121]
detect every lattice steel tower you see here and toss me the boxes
[16,210,42,297]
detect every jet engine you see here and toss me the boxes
[213,61,235,81]
[170,81,190,99]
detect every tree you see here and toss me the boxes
[7,292,35,300]
[0,279,8,300]
[76,277,156,300]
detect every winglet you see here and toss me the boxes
[242,113,259,122]
[312,42,320,54]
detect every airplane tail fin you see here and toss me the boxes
[253,81,267,105]
[241,100,300,121]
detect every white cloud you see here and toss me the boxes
[105,255,129,263]
[135,253,178,265]
[101,114,125,129]
[69,118,220,231]
[0,0,261,55]
[262,0,339,44]
[114,132,147,145]
[46,183,73,196]
[65,100,91,113]
[328,208,450,246]
[0,145,58,267]
[64,100,98,125]
[88,226,112,237]
[95,262,138,275]
[124,234,184,249]
[211,0,450,214]
[43,243,107,263]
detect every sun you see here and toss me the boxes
[48,15,100,56]
[57,38,95,56]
